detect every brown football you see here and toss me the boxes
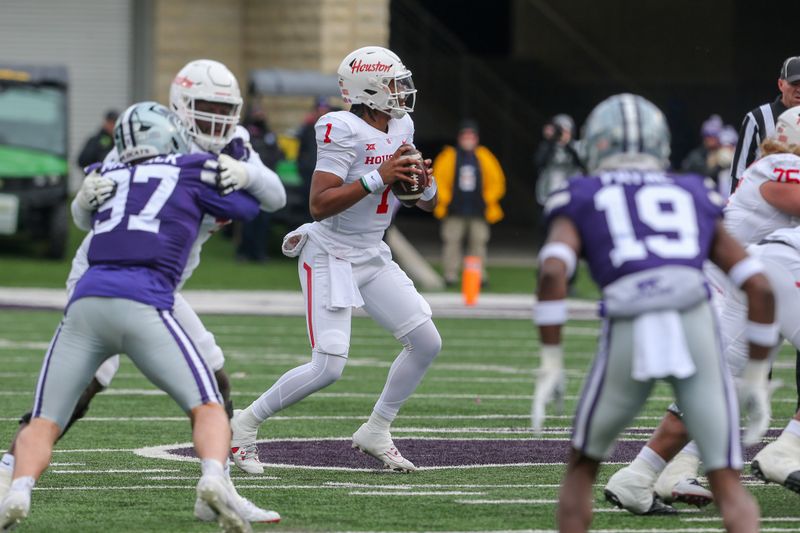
[392,147,426,207]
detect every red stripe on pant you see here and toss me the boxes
[303,262,315,348]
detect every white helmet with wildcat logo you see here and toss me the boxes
[337,46,416,119]
[774,106,800,146]
[169,59,243,152]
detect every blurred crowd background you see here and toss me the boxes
[0,0,798,263]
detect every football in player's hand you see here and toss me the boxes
[392,147,426,207]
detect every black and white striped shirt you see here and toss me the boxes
[730,95,788,193]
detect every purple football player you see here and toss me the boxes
[531,94,775,533]
[0,102,263,532]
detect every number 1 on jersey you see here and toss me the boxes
[323,123,332,144]
[376,188,390,214]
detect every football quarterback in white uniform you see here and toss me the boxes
[604,106,800,513]
[0,60,285,525]
[229,46,442,474]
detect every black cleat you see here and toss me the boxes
[751,460,768,484]
[784,471,800,495]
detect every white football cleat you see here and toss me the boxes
[654,451,713,507]
[0,491,30,532]
[196,475,252,533]
[752,431,800,494]
[230,410,264,475]
[351,424,417,472]
[0,469,11,503]
[195,479,280,524]
[604,465,676,515]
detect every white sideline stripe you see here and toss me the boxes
[49,462,85,466]
[350,491,484,496]
[51,469,179,474]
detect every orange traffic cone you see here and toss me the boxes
[462,255,482,306]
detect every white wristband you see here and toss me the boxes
[533,299,568,326]
[420,176,437,201]
[539,242,577,278]
[360,170,384,194]
[728,256,764,288]
[540,344,564,370]
[746,320,780,347]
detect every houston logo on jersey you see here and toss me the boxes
[364,154,393,165]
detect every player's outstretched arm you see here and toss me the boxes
[710,221,776,445]
[532,216,580,433]
[242,160,287,212]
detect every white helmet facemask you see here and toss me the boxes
[338,46,417,119]
[169,59,243,152]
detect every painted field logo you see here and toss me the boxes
[139,438,656,471]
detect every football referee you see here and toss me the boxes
[730,56,800,411]
[730,56,800,193]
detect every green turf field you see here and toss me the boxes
[0,309,799,532]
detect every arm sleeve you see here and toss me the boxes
[70,196,93,231]
[313,116,357,180]
[241,145,287,212]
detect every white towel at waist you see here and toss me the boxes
[631,310,696,381]
[327,255,364,310]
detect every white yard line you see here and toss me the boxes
[146,475,280,481]
[456,499,557,505]
[683,518,800,523]
[350,491,484,496]
[324,482,559,489]
[50,469,180,474]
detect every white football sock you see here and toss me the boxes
[373,320,441,421]
[235,406,262,434]
[9,476,34,495]
[201,459,224,478]
[0,453,14,473]
[364,411,391,434]
[249,350,346,421]
[785,419,800,438]
[681,441,701,458]
[630,445,666,478]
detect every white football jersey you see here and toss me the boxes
[311,110,415,248]
[724,153,800,245]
